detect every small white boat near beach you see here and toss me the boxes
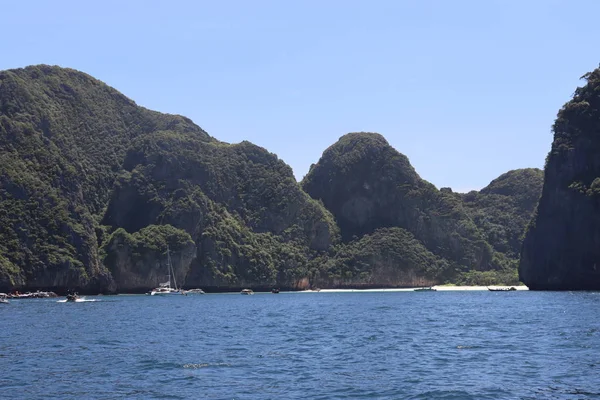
[184,289,205,295]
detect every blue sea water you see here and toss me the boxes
[1,291,600,399]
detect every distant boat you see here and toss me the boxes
[414,286,436,292]
[148,247,185,296]
[271,288,280,294]
[4,290,57,299]
[241,289,254,295]
[0,293,8,304]
[488,286,517,291]
[184,289,205,295]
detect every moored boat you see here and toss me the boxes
[414,286,436,292]
[148,247,185,296]
[184,289,205,295]
[6,291,59,299]
[488,286,517,291]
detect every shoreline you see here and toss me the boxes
[2,285,529,297]
[296,285,529,293]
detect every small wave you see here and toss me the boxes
[183,363,230,369]
[407,389,492,400]
[456,345,479,350]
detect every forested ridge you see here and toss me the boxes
[0,65,542,292]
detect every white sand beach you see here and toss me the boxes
[298,285,528,293]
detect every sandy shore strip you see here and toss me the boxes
[297,285,529,293]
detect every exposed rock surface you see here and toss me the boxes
[302,132,494,277]
[0,65,546,292]
[520,68,600,290]
[462,168,543,258]
[313,227,445,288]
[0,65,337,293]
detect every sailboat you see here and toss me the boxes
[149,247,185,296]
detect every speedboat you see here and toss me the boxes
[0,293,8,304]
[488,286,517,291]
[414,286,436,291]
[241,289,254,295]
[66,293,80,302]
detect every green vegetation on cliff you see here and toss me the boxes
[0,65,543,292]
[313,227,448,288]
[462,168,543,258]
[520,67,600,290]
[302,133,543,286]
[101,129,338,290]
[0,65,336,292]
[0,65,206,291]
[103,224,195,292]
[302,132,494,282]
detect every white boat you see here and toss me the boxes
[184,288,205,295]
[0,293,8,304]
[240,289,254,295]
[149,247,185,296]
[414,286,436,292]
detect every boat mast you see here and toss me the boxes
[167,246,178,290]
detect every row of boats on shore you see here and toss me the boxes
[0,248,521,304]
[146,288,273,296]
[0,286,521,304]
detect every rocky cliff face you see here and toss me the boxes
[302,132,494,282]
[104,225,196,293]
[0,65,206,292]
[101,132,339,291]
[462,168,543,258]
[520,69,600,290]
[0,65,337,293]
[0,65,545,292]
[312,227,445,288]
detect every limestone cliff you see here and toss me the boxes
[462,168,543,258]
[103,225,196,293]
[312,227,445,288]
[302,132,494,281]
[0,65,337,293]
[0,64,545,292]
[0,65,206,292]
[520,68,600,290]
[101,132,339,291]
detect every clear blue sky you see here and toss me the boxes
[3,0,599,191]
